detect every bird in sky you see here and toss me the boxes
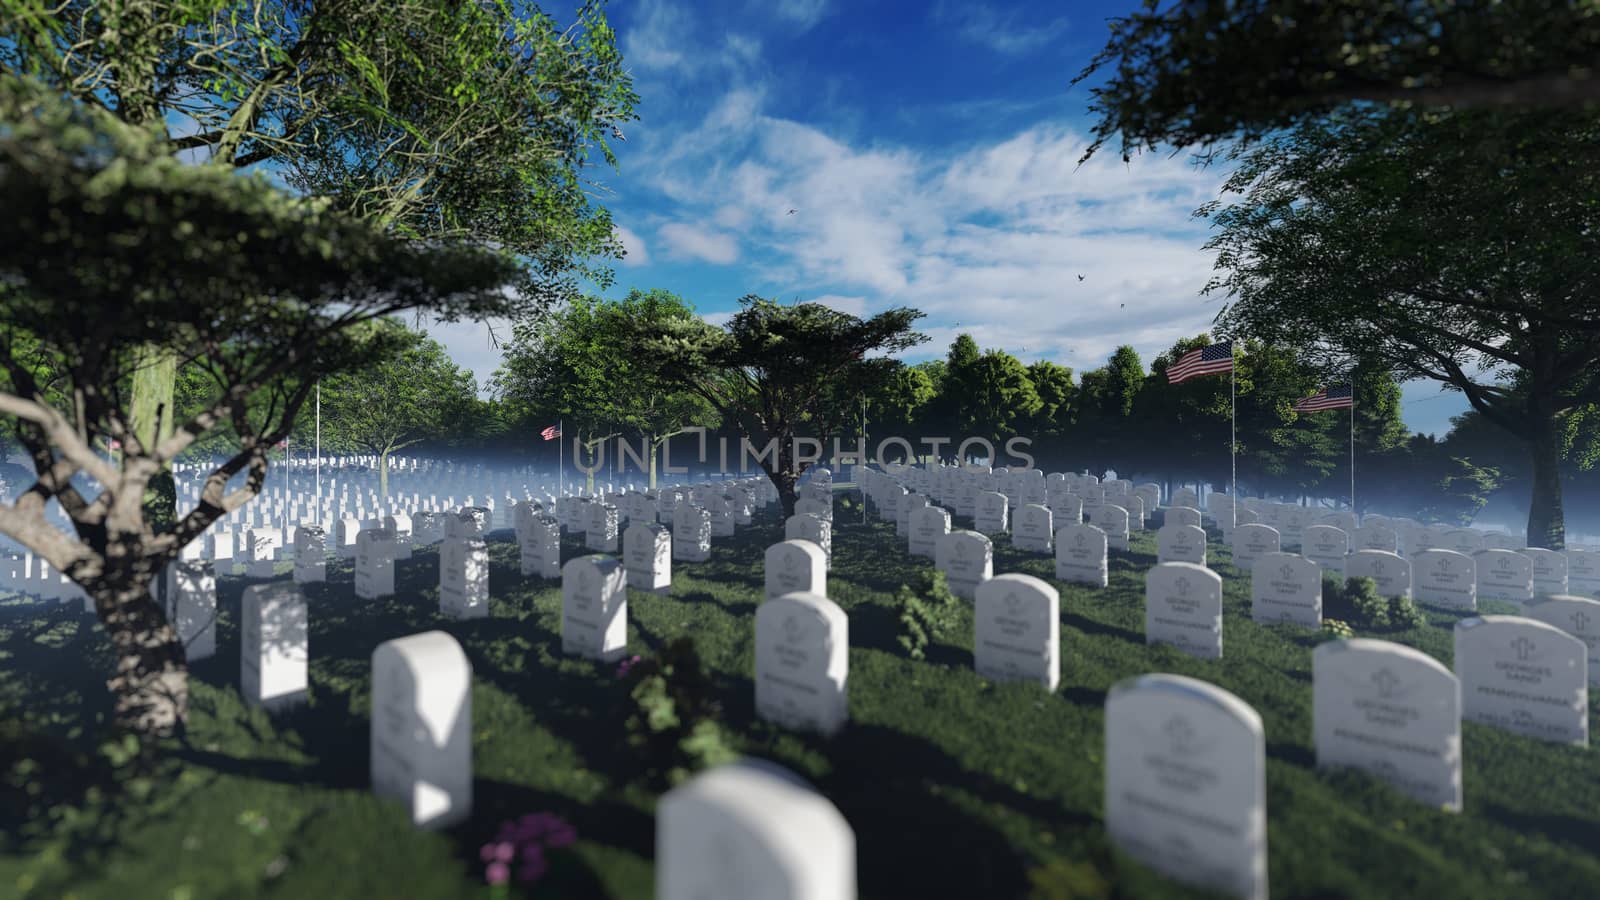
[611,125,626,141]
[1120,303,1125,308]
[1077,274,1085,281]
[787,208,797,215]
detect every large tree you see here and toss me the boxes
[1207,105,1600,547]
[1073,0,1600,163]
[0,76,520,735]
[1,0,638,518]
[316,320,477,499]
[635,297,926,515]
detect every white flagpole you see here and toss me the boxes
[315,380,321,525]
[558,418,564,498]
[1349,386,1357,523]
[1230,361,1237,529]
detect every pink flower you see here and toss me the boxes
[616,655,642,678]
[486,862,510,886]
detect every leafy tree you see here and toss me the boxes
[1208,106,1600,548]
[1139,335,1235,492]
[317,321,477,499]
[0,76,520,736]
[1069,346,1145,473]
[1025,360,1075,467]
[966,350,1042,460]
[492,289,718,491]
[1073,0,1600,163]
[931,334,984,454]
[635,296,926,515]
[2,0,638,519]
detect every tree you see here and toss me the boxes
[966,350,1042,460]
[1139,335,1235,492]
[2,0,638,519]
[0,76,521,735]
[636,296,926,516]
[1070,346,1145,473]
[317,321,477,499]
[1073,0,1600,163]
[1207,105,1600,547]
[493,289,717,491]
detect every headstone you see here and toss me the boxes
[519,514,561,579]
[585,501,620,552]
[784,513,831,568]
[973,574,1060,690]
[1231,524,1280,573]
[1165,506,1203,530]
[974,491,1009,536]
[1345,549,1412,600]
[1454,615,1587,746]
[656,760,856,900]
[1011,504,1053,554]
[755,592,849,735]
[1250,553,1322,628]
[1521,594,1600,686]
[439,538,489,619]
[1523,547,1568,597]
[166,560,217,662]
[1312,638,1462,811]
[765,540,828,603]
[1092,504,1130,552]
[337,516,361,559]
[1302,525,1349,576]
[1054,523,1109,588]
[1440,528,1484,557]
[384,512,413,561]
[1049,493,1083,527]
[1156,523,1207,565]
[355,528,397,600]
[1411,549,1477,610]
[623,522,672,593]
[1472,549,1533,608]
[1351,524,1398,555]
[370,631,473,829]
[1104,673,1267,900]
[1567,549,1600,597]
[1145,561,1224,658]
[1171,487,1199,509]
[908,506,951,559]
[935,530,993,600]
[673,506,712,563]
[561,555,629,662]
[293,525,326,584]
[240,583,308,712]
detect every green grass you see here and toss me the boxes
[3,498,1600,900]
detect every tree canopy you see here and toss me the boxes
[1074,0,1600,162]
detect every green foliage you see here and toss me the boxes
[620,637,738,787]
[896,570,961,660]
[1025,857,1112,900]
[1073,0,1600,163]
[1323,576,1426,631]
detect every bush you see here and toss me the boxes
[619,638,738,786]
[1322,576,1426,632]
[897,570,962,661]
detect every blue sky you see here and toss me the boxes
[426,0,1472,437]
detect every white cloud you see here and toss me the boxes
[632,86,1229,377]
[418,316,515,398]
[658,223,740,264]
[613,225,650,266]
[933,2,1072,56]
[701,311,735,328]
[809,294,868,317]
[772,0,829,30]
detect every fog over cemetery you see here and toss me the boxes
[4,2,1600,899]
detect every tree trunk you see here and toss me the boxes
[379,449,390,500]
[132,345,180,529]
[98,578,189,736]
[648,436,659,490]
[770,434,799,518]
[1526,413,1566,550]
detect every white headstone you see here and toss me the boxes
[293,525,326,584]
[1312,638,1461,811]
[370,631,473,829]
[1104,674,1267,900]
[1351,524,1398,555]
[1345,549,1412,600]
[561,555,629,662]
[1567,549,1600,598]
[1472,549,1533,608]
[673,506,713,563]
[1054,524,1109,588]
[1454,615,1587,746]
[1521,594,1600,686]
[439,538,489,619]
[974,491,1009,536]
[765,540,828,603]
[1093,504,1130,552]
[519,514,561,579]
[1156,523,1207,565]
[623,522,672,593]
[1301,525,1349,576]
[1411,549,1477,610]
[167,560,217,662]
[1145,562,1225,659]
[784,513,831,568]
[1010,504,1053,554]
[355,528,397,600]
[1231,524,1280,573]
[240,583,308,712]
[908,506,951,559]
[1249,553,1322,628]
[1165,506,1203,530]
[1523,547,1568,597]
[973,573,1060,690]
[656,760,856,900]
[935,530,993,600]
[755,592,849,735]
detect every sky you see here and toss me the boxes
[427,0,1473,438]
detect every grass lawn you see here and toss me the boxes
[3,492,1599,900]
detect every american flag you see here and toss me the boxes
[1166,341,1234,384]
[1292,384,1353,412]
[540,423,562,441]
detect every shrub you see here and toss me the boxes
[620,638,738,786]
[1322,576,1426,632]
[897,569,962,660]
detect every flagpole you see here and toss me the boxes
[558,418,564,498]
[1349,387,1357,524]
[315,380,321,526]
[1230,365,1237,529]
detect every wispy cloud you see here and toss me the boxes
[613,225,651,266]
[658,223,741,265]
[933,1,1072,56]
[772,0,829,31]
